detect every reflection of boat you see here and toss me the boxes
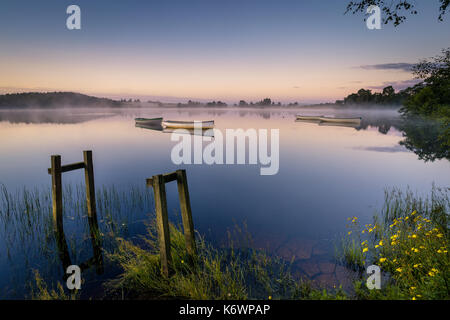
[163,127,215,138]
[135,122,163,131]
[136,123,214,137]
[135,117,163,125]
[319,116,362,124]
[318,121,361,128]
[296,115,324,121]
[162,120,215,129]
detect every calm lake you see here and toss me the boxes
[0,107,448,298]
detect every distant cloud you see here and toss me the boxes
[292,86,301,89]
[358,63,415,72]
[367,79,421,91]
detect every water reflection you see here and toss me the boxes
[293,109,448,162]
[54,215,104,278]
[136,123,215,137]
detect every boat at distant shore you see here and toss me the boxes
[162,120,215,129]
[135,117,163,125]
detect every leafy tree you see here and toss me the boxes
[346,0,449,26]
[401,48,450,117]
[382,86,395,97]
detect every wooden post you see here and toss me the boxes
[176,169,196,256]
[83,151,97,220]
[51,155,63,233]
[153,174,172,276]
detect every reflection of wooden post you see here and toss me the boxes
[83,151,103,274]
[176,169,196,256]
[51,155,63,233]
[49,151,104,277]
[153,175,172,277]
[51,155,72,275]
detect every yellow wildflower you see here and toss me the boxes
[396,268,402,273]
[363,247,368,253]
[379,257,386,263]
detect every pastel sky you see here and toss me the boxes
[0,0,449,103]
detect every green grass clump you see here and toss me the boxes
[340,186,449,300]
[107,222,304,300]
[31,270,78,300]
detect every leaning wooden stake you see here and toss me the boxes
[176,169,196,256]
[51,155,63,233]
[83,151,97,219]
[152,174,172,277]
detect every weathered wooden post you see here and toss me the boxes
[176,169,196,256]
[83,151,97,221]
[153,174,172,277]
[51,155,63,234]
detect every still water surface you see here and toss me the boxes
[0,107,448,298]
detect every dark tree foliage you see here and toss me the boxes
[401,48,450,117]
[346,0,449,26]
[341,86,407,105]
[399,48,450,162]
[399,118,450,162]
[206,101,228,107]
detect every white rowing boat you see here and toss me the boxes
[135,117,163,125]
[296,115,324,121]
[162,120,215,129]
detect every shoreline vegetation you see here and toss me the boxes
[1,183,446,300]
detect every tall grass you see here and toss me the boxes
[106,221,300,300]
[339,185,449,300]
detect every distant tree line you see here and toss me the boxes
[338,86,409,106]
[0,92,124,108]
[237,98,283,107]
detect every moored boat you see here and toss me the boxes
[135,117,163,125]
[296,115,324,121]
[162,120,215,129]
